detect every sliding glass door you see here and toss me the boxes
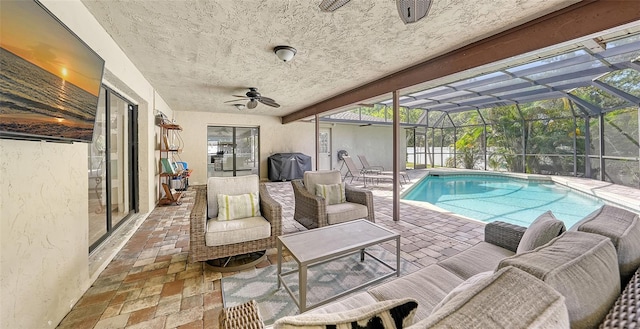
[88,86,138,252]
[207,126,259,178]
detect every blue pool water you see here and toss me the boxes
[403,175,604,228]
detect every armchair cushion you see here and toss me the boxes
[208,175,259,219]
[304,170,342,194]
[217,192,261,221]
[326,202,369,225]
[206,216,271,247]
[315,183,346,205]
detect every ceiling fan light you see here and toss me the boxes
[319,0,351,12]
[274,46,297,62]
[397,0,432,24]
[247,99,258,109]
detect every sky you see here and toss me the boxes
[0,0,104,96]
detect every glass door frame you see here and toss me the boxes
[207,126,260,178]
[89,86,138,252]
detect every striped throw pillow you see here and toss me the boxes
[217,192,261,221]
[315,183,346,205]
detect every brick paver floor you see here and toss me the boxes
[65,169,616,328]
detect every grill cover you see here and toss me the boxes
[268,153,312,181]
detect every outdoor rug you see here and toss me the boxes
[221,246,420,325]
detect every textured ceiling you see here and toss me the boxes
[82,0,582,117]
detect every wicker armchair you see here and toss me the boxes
[291,170,374,230]
[189,175,282,263]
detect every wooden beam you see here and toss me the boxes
[282,0,640,124]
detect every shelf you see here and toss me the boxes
[159,183,182,206]
[160,123,182,130]
[160,169,192,177]
[159,194,181,206]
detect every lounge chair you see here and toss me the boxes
[342,156,401,187]
[357,154,410,183]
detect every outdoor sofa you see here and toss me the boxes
[265,205,640,329]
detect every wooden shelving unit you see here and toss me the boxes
[158,123,192,206]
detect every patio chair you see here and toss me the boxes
[188,175,282,268]
[342,156,401,187]
[291,170,374,229]
[357,154,410,183]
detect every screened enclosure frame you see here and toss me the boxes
[320,32,640,189]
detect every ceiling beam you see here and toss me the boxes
[282,0,640,124]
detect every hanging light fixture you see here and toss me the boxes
[274,46,297,62]
[397,0,432,24]
[319,0,351,12]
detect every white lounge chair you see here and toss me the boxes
[357,154,410,183]
[342,156,401,187]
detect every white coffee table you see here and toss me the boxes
[277,219,401,312]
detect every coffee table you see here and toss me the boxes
[277,219,401,312]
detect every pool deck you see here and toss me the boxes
[61,169,640,328]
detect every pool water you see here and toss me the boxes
[403,175,604,228]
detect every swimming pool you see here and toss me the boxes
[402,174,604,228]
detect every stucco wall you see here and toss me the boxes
[0,140,88,328]
[174,111,315,184]
[0,1,172,328]
[328,124,407,177]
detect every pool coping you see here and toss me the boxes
[401,169,640,217]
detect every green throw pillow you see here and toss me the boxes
[273,298,418,329]
[315,183,346,205]
[217,192,260,221]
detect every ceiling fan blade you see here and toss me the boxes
[259,97,280,108]
[247,99,258,109]
[224,99,244,103]
[232,95,249,98]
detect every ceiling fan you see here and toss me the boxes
[224,87,280,109]
[319,0,432,24]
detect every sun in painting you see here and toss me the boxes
[61,67,68,80]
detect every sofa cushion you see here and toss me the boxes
[570,205,640,283]
[205,216,270,246]
[273,298,418,329]
[517,211,565,254]
[307,292,379,315]
[217,192,260,221]
[315,182,346,205]
[368,264,463,321]
[326,202,368,225]
[431,271,494,313]
[207,175,259,219]
[498,231,620,329]
[438,242,514,280]
[408,266,569,329]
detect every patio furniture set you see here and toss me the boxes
[189,168,640,329]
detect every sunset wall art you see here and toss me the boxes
[0,0,104,142]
